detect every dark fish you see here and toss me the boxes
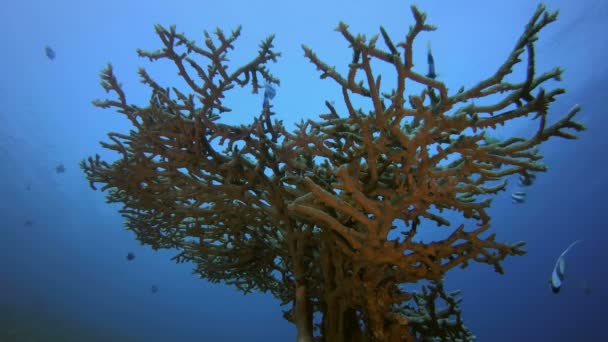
[24,220,33,227]
[45,45,55,60]
[426,42,437,79]
[550,240,582,294]
[150,285,159,294]
[262,83,276,109]
[126,252,135,261]
[55,164,65,174]
[518,173,536,187]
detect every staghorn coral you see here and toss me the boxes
[399,280,475,341]
[81,4,584,341]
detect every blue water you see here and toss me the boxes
[1,0,606,340]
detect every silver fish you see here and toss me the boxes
[511,191,526,204]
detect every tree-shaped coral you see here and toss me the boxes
[82,4,584,341]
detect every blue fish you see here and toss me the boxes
[45,45,56,60]
[262,83,276,109]
[126,252,135,261]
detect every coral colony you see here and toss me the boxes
[81,5,584,341]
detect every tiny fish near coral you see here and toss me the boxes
[519,173,536,186]
[511,191,526,204]
[262,83,276,109]
[511,173,537,204]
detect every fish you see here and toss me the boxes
[518,173,536,187]
[550,240,582,294]
[426,41,437,79]
[511,191,526,204]
[45,45,55,60]
[262,83,276,109]
[126,252,135,261]
[511,173,536,204]
[150,285,159,294]
[55,163,65,174]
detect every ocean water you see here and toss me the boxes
[1,0,606,341]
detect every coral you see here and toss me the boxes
[81,4,584,341]
[400,280,475,341]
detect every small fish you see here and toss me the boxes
[126,252,135,261]
[511,191,526,204]
[262,83,276,109]
[510,173,537,204]
[426,41,437,79]
[518,173,536,187]
[55,164,65,174]
[45,45,56,60]
[150,285,159,294]
[550,240,582,294]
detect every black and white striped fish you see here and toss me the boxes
[511,173,536,204]
[550,240,582,294]
[511,191,526,204]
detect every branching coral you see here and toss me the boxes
[81,4,584,341]
[402,280,475,341]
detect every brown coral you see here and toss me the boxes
[81,4,584,341]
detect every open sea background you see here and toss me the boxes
[1,0,606,340]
